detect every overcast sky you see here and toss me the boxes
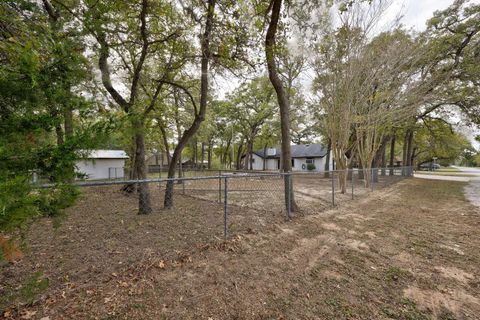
[398,0,455,30]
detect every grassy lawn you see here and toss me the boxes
[2,179,479,319]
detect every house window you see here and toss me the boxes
[291,159,295,166]
[251,158,255,163]
[306,158,314,164]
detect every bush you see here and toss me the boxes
[307,163,316,171]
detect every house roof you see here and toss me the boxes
[253,143,328,159]
[80,150,129,159]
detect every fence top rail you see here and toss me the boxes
[33,166,413,189]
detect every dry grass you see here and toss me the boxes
[1,178,479,319]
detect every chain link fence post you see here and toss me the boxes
[223,176,228,239]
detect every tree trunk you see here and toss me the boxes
[411,147,417,169]
[245,139,254,170]
[406,130,414,167]
[265,0,297,212]
[358,160,364,180]
[347,161,353,181]
[55,123,64,146]
[373,137,389,181]
[164,0,215,209]
[381,144,386,176]
[324,139,331,178]
[389,135,395,176]
[402,130,409,176]
[201,142,205,169]
[158,119,171,167]
[406,130,414,176]
[177,152,183,179]
[333,146,349,194]
[64,108,73,140]
[133,120,152,215]
[236,141,243,170]
[222,138,231,167]
[193,139,198,169]
[207,142,212,169]
[64,107,75,181]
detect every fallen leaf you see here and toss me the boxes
[20,310,37,319]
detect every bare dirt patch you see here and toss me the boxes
[1,178,480,319]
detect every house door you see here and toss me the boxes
[277,159,280,169]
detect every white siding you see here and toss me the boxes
[292,157,320,172]
[75,159,126,180]
[266,158,278,170]
[249,151,334,172]
[292,155,332,172]
[250,154,265,170]
[250,154,279,171]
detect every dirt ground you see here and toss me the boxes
[1,178,479,319]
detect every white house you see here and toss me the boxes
[249,143,333,172]
[76,150,129,180]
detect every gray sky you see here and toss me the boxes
[398,0,455,30]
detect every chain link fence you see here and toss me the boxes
[35,166,414,239]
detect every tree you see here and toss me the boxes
[264,0,297,211]
[0,1,103,259]
[223,77,276,170]
[413,119,472,166]
[353,29,419,186]
[60,0,191,214]
[313,24,361,193]
[313,0,423,191]
[163,0,215,209]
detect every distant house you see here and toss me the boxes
[146,153,170,172]
[146,153,198,172]
[249,143,333,172]
[76,150,129,180]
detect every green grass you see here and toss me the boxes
[0,271,50,309]
[20,272,50,304]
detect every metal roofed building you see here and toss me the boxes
[75,149,129,180]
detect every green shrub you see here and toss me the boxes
[307,163,316,171]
